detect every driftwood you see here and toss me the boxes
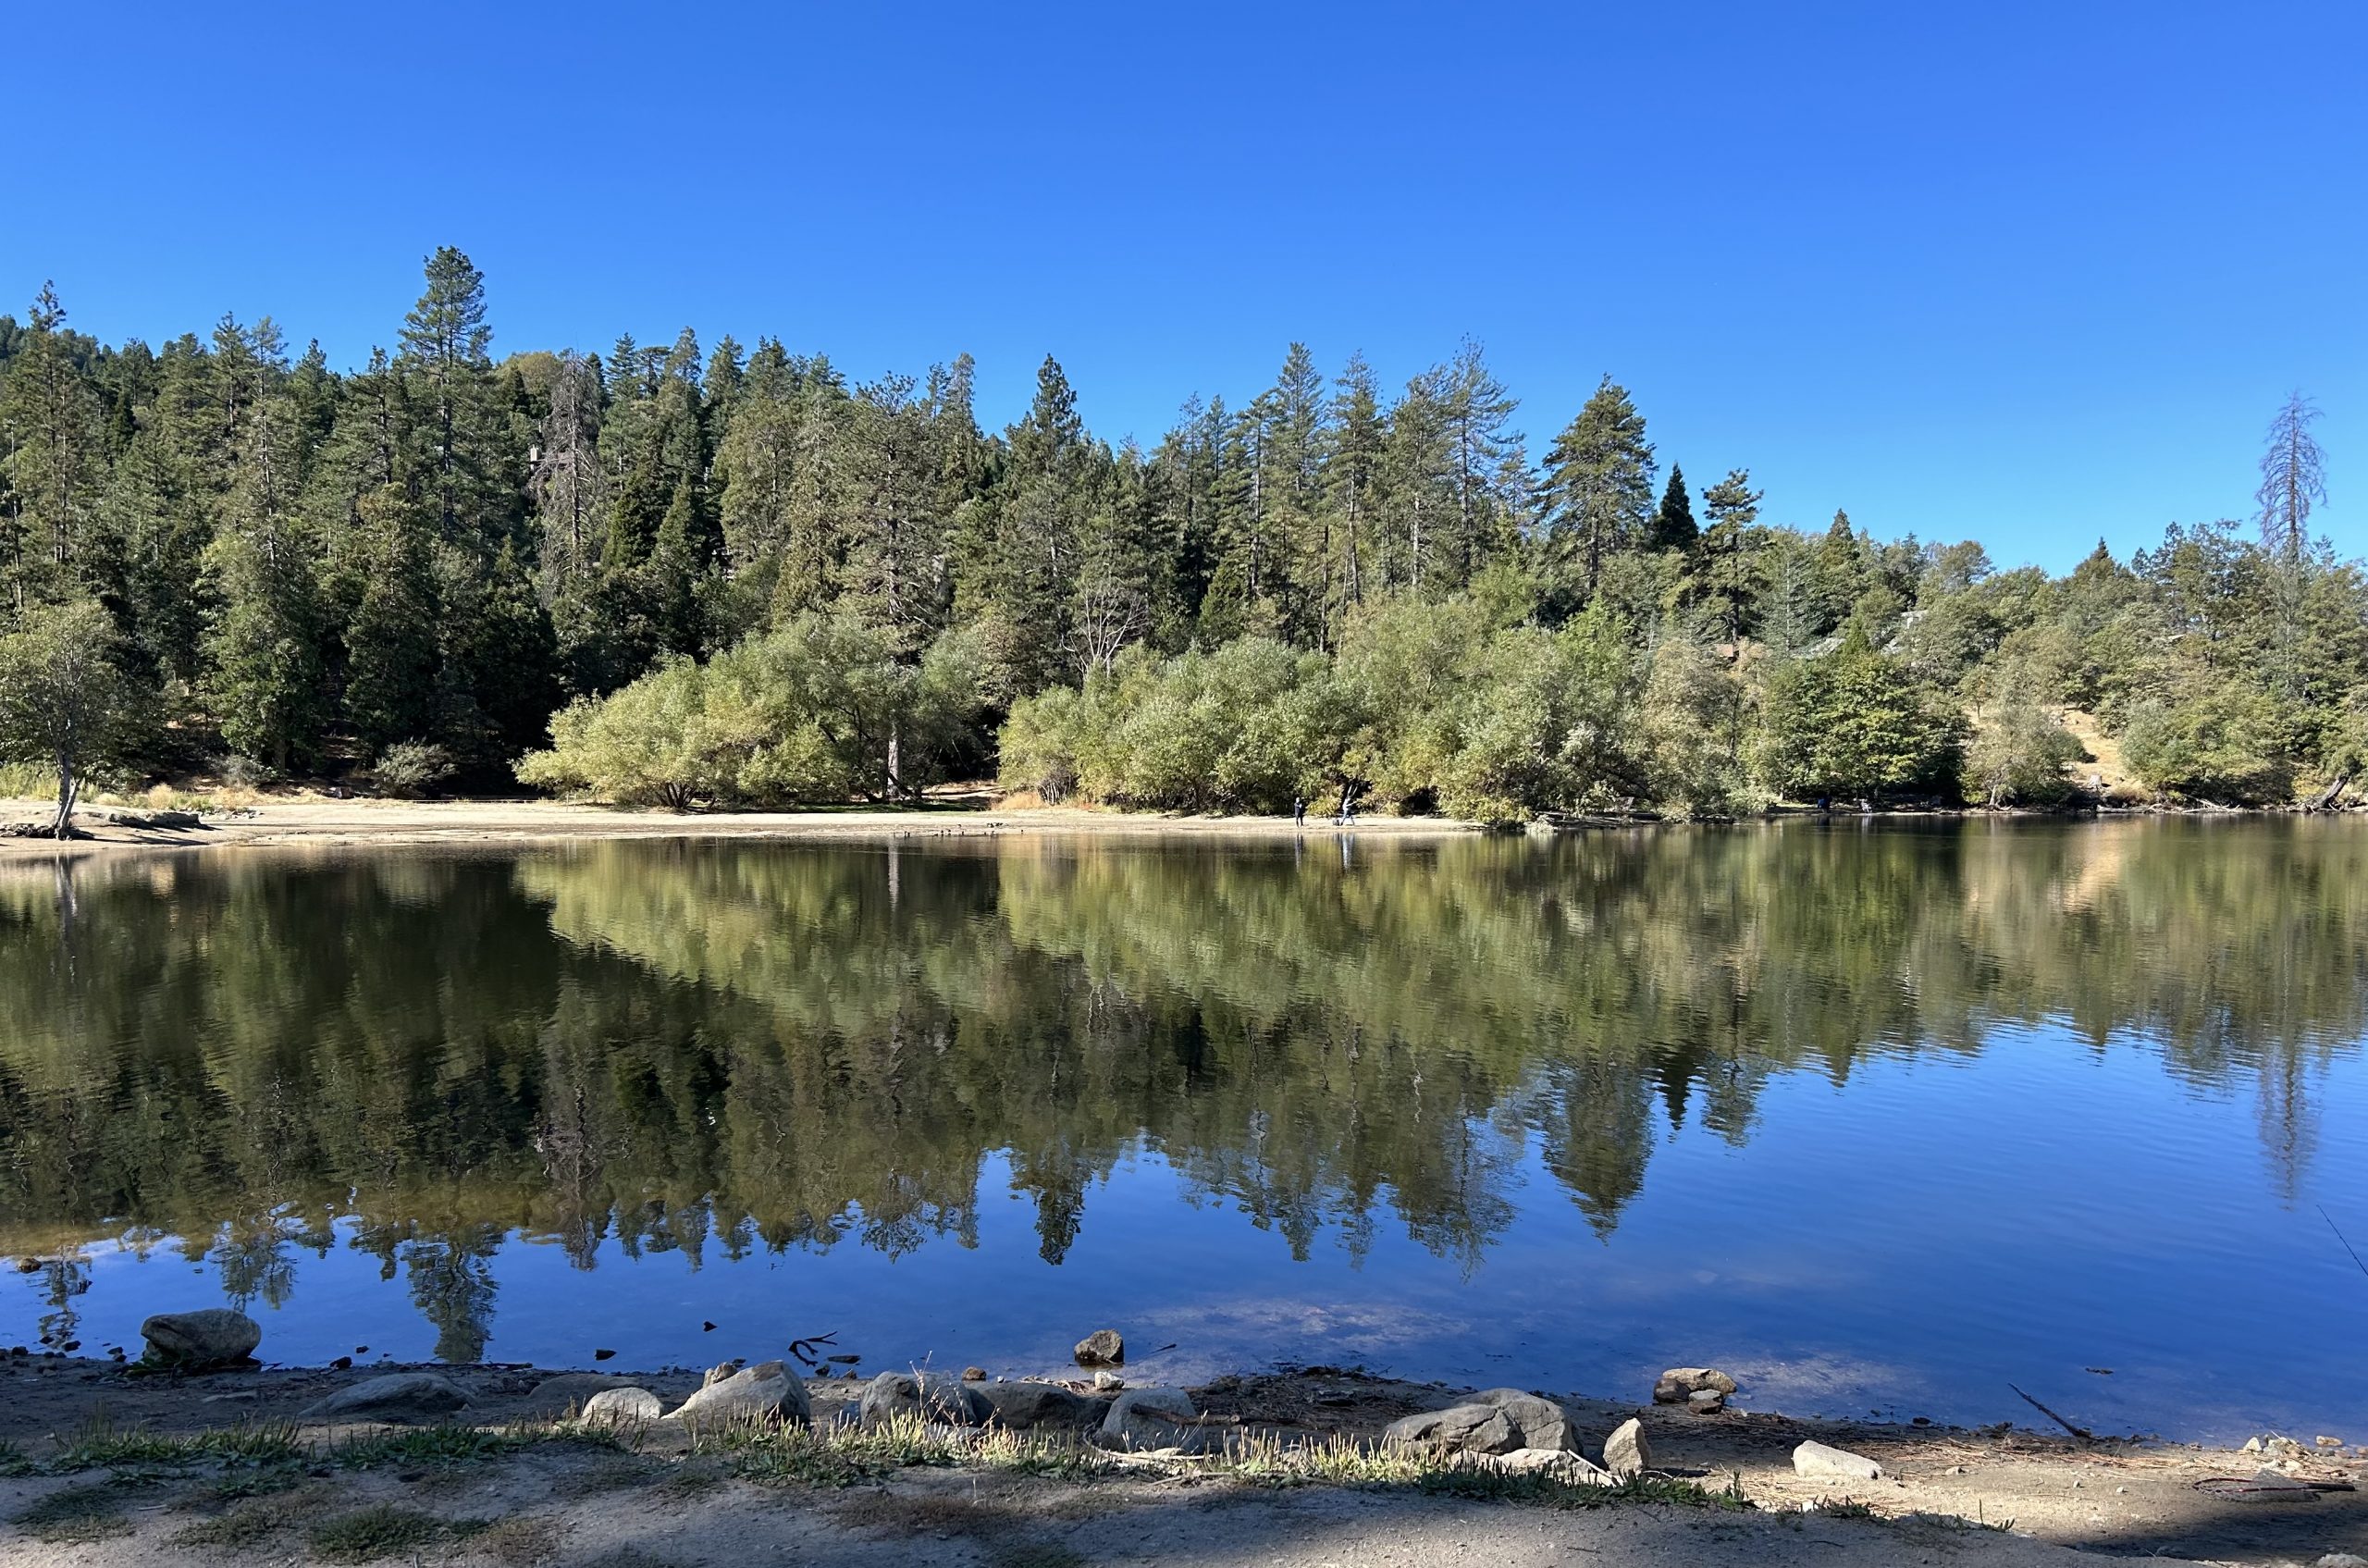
[2309,772,2352,812]
[2007,1383,2098,1442]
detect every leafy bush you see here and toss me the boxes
[371,741,456,798]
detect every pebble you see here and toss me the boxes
[962,1366,988,1381]
[1093,1370,1126,1391]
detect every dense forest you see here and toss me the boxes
[0,249,2358,828]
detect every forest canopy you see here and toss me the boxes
[1,252,2359,824]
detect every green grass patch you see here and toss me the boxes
[325,1417,623,1471]
[12,1482,136,1544]
[306,1503,450,1562]
[689,1413,1108,1488]
[167,1491,311,1551]
[46,1413,302,1472]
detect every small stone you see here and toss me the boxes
[1604,1417,1651,1478]
[1688,1389,1725,1414]
[2231,1467,2313,1500]
[582,1387,663,1424]
[1074,1328,1126,1367]
[702,1321,717,1332]
[1093,1370,1126,1391]
[2316,1554,2368,1568]
[593,1348,616,1361]
[826,1353,861,1364]
[702,1359,746,1389]
[2316,1435,2344,1449]
[202,1391,259,1406]
[672,1360,809,1428]
[1653,1367,1738,1404]
[139,1309,262,1371]
[962,1366,988,1381]
[1794,1440,1882,1482]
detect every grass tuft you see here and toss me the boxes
[46,1413,302,1473]
[306,1503,450,1562]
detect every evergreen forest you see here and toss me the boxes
[1,250,2357,826]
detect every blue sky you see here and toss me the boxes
[5,1,2359,571]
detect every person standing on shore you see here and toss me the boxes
[1293,795,1306,828]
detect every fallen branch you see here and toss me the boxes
[786,1331,840,1367]
[2007,1383,2097,1442]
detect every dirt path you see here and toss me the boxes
[1,1357,2356,1566]
[0,796,1481,860]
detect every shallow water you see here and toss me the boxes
[2,819,2362,1441]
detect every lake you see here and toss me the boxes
[2,818,2363,1443]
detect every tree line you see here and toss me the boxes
[1,249,2358,828]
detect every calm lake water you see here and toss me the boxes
[3,820,2363,1442]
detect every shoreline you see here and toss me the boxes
[0,1351,2353,1566]
[2,794,2344,862]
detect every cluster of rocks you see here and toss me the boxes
[1652,1365,1737,1414]
[1380,1388,1639,1484]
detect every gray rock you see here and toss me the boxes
[701,1359,746,1389]
[859,1370,993,1428]
[2228,1467,2314,1500]
[672,1359,809,1427]
[138,1310,261,1370]
[1469,1389,1577,1451]
[581,1387,663,1424]
[978,1380,1098,1430]
[1653,1367,1738,1404]
[1604,1416,1651,1478]
[1073,1328,1125,1366]
[1092,1370,1126,1392]
[1687,1389,1725,1414]
[1793,1439,1882,1482]
[302,1372,471,1422]
[1495,1448,1612,1484]
[1384,1403,1522,1455]
[1101,1387,1204,1452]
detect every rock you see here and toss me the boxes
[858,1370,992,1428]
[2241,1435,2263,1452]
[1093,1370,1126,1392]
[961,1366,987,1381]
[201,1391,258,1407]
[1101,1387,1204,1452]
[138,1309,261,1370]
[1653,1367,1738,1404]
[1385,1404,1521,1455]
[1495,1449,1612,1484]
[2315,1435,2344,1449]
[581,1387,663,1424]
[1604,1416,1651,1478]
[702,1359,746,1389]
[2228,1467,2314,1500]
[2316,1554,2368,1568]
[672,1360,809,1427]
[1793,1439,1882,1482]
[302,1372,471,1422]
[1471,1389,1578,1451]
[1074,1328,1125,1366]
[1688,1389,1725,1414]
[978,1380,1098,1430]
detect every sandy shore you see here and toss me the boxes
[0,796,1486,860]
[0,1354,2354,1566]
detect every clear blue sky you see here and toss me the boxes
[6,1,2359,571]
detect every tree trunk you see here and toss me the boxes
[51,754,77,840]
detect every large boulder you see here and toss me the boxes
[139,1310,261,1370]
[858,1370,992,1428]
[1793,1439,1881,1482]
[1100,1387,1205,1451]
[1385,1403,1519,1455]
[671,1360,809,1427]
[978,1381,1098,1430]
[581,1387,664,1425]
[1073,1328,1125,1366]
[1385,1389,1576,1455]
[1603,1416,1651,1478]
[1653,1367,1738,1404]
[302,1372,471,1422]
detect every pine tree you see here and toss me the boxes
[2256,391,2326,564]
[205,397,326,771]
[397,247,505,545]
[343,486,440,753]
[1646,464,1697,551]
[1320,354,1385,639]
[1538,376,1655,605]
[0,283,105,607]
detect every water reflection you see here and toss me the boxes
[0,821,2361,1377]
